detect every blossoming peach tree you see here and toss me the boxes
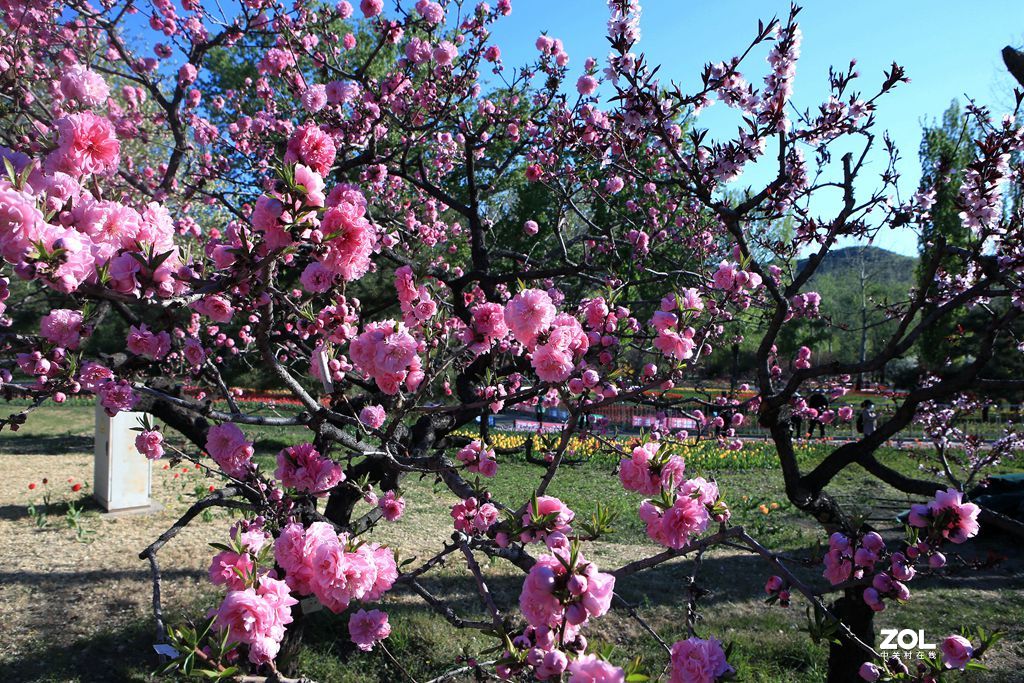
[1,0,1022,681]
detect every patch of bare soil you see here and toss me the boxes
[0,447,234,682]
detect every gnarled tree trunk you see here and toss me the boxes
[827,591,875,683]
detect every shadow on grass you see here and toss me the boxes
[2,540,1019,683]
[0,493,104,522]
[0,434,93,455]
[0,618,156,683]
[1,568,207,682]
[0,567,205,588]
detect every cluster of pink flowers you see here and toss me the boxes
[252,175,378,289]
[862,566,911,612]
[59,65,110,107]
[359,404,387,429]
[497,288,558,358]
[788,291,821,319]
[651,290,703,361]
[207,522,295,665]
[213,576,297,665]
[451,496,499,535]
[135,429,165,460]
[618,441,686,495]
[403,35,460,66]
[534,34,570,66]
[192,294,234,323]
[504,289,590,383]
[414,0,445,24]
[349,321,424,395]
[822,531,885,586]
[520,495,575,543]
[284,123,336,175]
[763,574,790,607]
[793,345,812,370]
[463,302,509,355]
[206,423,254,478]
[828,491,981,618]
[517,534,615,669]
[0,108,185,304]
[208,547,258,591]
[39,309,83,349]
[909,488,981,545]
[940,634,974,670]
[566,655,624,682]
[275,443,344,496]
[96,378,138,416]
[639,478,724,550]
[394,265,437,327]
[711,260,763,295]
[533,314,590,383]
[578,297,630,370]
[851,488,982,615]
[126,324,171,361]
[318,197,377,282]
[822,530,921,612]
[46,112,120,177]
[16,348,62,389]
[669,637,734,683]
[274,521,397,613]
[348,608,391,652]
[0,185,45,265]
[377,489,405,521]
[456,439,498,477]
[505,550,618,677]
[208,521,272,591]
[826,494,979,615]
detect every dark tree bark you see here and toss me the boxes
[132,377,210,447]
[827,592,875,683]
[1003,46,1024,88]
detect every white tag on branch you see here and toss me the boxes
[153,643,179,658]
[314,346,334,394]
[300,596,323,614]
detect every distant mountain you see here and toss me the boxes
[796,246,917,286]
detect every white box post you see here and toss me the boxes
[94,402,152,511]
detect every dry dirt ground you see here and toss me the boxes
[0,429,234,682]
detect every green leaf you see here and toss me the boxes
[198,669,226,678]
[155,660,180,675]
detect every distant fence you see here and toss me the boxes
[191,388,1021,442]
[500,403,1018,443]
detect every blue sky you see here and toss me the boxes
[487,1,1024,255]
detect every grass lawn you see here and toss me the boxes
[0,404,1022,682]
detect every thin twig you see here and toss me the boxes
[379,642,419,683]
[458,536,504,631]
[612,593,670,654]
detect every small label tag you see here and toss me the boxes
[314,347,335,393]
[153,643,179,658]
[300,596,323,614]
